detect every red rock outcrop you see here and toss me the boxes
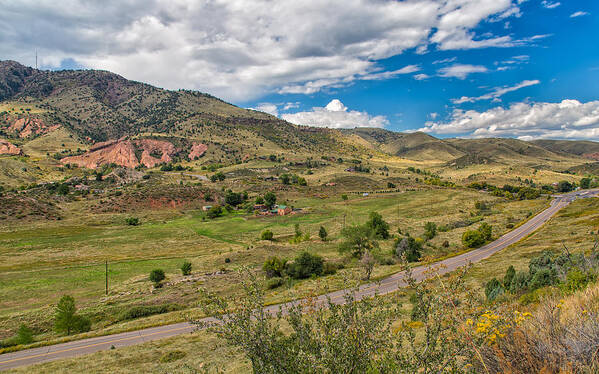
[134,139,176,165]
[61,138,180,169]
[0,139,22,155]
[583,152,599,161]
[62,140,139,168]
[189,142,208,159]
[8,118,60,138]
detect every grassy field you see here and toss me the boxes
[0,187,547,342]
[11,195,598,374]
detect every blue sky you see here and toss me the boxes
[1,0,598,139]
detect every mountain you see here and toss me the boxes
[532,139,599,160]
[342,128,465,161]
[1,60,598,175]
[0,60,344,154]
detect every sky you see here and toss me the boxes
[1,0,598,140]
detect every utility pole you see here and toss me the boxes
[105,260,108,295]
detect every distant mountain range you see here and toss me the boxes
[1,60,598,170]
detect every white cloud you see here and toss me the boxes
[452,79,540,104]
[570,11,590,18]
[432,57,457,64]
[281,99,388,129]
[360,65,421,80]
[541,1,561,9]
[250,103,279,116]
[414,73,431,80]
[0,0,532,101]
[420,100,599,140]
[438,64,488,79]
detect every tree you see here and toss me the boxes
[478,222,492,241]
[341,194,348,201]
[339,225,379,258]
[15,324,33,345]
[503,265,516,289]
[255,196,265,205]
[462,230,485,248]
[280,174,291,185]
[150,269,166,287]
[180,261,192,276]
[580,177,592,189]
[395,237,422,262]
[365,212,390,239]
[263,256,286,278]
[206,205,223,219]
[264,191,277,209]
[260,230,274,241]
[55,295,91,335]
[318,226,328,241]
[56,183,69,195]
[557,180,574,193]
[423,222,437,240]
[360,250,376,280]
[125,217,140,226]
[225,191,244,207]
[286,252,324,279]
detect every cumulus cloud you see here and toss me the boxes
[419,100,599,140]
[281,99,388,129]
[438,64,488,79]
[570,11,589,18]
[0,0,532,101]
[452,79,540,104]
[250,103,279,116]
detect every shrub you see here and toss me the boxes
[462,230,485,248]
[485,278,504,301]
[206,205,223,219]
[150,269,166,286]
[159,350,187,363]
[266,277,284,289]
[225,258,231,263]
[119,304,182,321]
[125,217,140,226]
[323,262,339,275]
[263,257,286,278]
[341,194,348,201]
[478,222,492,241]
[15,324,34,345]
[395,237,421,262]
[180,261,192,276]
[423,222,437,240]
[509,271,530,293]
[56,183,70,195]
[318,226,328,241]
[503,265,516,289]
[287,252,324,279]
[260,230,274,241]
[529,268,556,290]
[562,268,591,293]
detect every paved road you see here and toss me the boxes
[1,189,597,371]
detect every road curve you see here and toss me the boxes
[1,190,597,371]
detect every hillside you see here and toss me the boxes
[0,60,346,155]
[0,60,597,179]
[343,128,465,161]
[532,139,599,160]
